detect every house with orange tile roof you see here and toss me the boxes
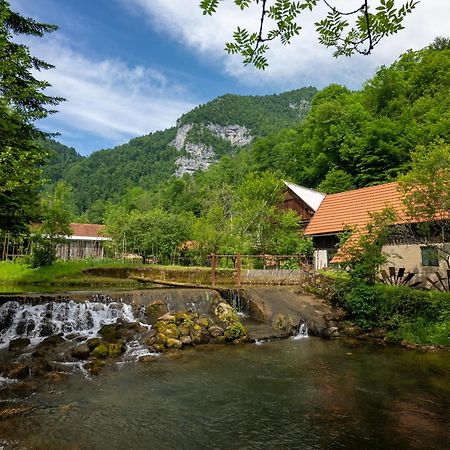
[304,182,449,278]
[56,223,111,260]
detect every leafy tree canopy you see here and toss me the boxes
[200,0,418,69]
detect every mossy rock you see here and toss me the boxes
[178,325,191,336]
[71,344,90,360]
[166,338,182,349]
[175,313,191,325]
[86,338,102,351]
[152,343,165,352]
[272,314,295,333]
[84,359,105,375]
[145,302,167,325]
[224,323,247,341]
[340,325,363,337]
[91,343,109,358]
[90,342,125,358]
[214,302,238,325]
[156,323,180,339]
[157,313,176,323]
[98,324,121,342]
[212,336,226,344]
[196,317,210,328]
[108,342,125,357]
[180,335,192,346]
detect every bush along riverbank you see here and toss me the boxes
[304,273,450,349]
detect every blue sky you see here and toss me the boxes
[10,0,450,155]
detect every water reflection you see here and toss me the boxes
[0,339,449,449]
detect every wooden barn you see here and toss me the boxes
[56,223,111,260]
[280,181,325,228]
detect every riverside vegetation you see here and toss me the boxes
[305,273,450,348]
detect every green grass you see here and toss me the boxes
[0,259,142,285]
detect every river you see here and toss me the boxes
[1,337,449,449]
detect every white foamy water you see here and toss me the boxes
[291,323,309,340]
[0,300,138,349]
[120,340,159,363]
[0,375,18,388]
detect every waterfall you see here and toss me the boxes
[225,289,249,316]
[0,300,138,349]
[292,323,308,340]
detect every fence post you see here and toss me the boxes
[211,253,216,287]
[236,253,242,288]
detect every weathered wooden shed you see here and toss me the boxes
[280,181,325,228]
[57,223,111,260]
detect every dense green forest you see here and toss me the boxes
[42,87,317,219]
[178,87,317,135]
[41,40,450,261]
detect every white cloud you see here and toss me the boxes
[126,0,450,89]
[24,36,195,152]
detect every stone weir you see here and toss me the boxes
[0,287,340,381]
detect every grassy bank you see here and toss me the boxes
[0,259,144,289]
[306,272,450,347]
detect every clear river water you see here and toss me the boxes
[1,337,449,449]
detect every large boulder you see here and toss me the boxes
[71,344,90,360]
[8,337,31,353]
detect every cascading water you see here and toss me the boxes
[225,289,249,317]
[292,322,308,340]
[0,300,138,349]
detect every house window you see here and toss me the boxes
[421,246,439,266]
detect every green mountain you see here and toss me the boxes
[42,87,318,214]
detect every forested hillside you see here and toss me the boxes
[178,87,317,135]
[250,38,450,192]
[42,87,317,218]
[43,40,449,240]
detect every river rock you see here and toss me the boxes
[145,302,168,325]
[84,359,105,375]
[166,338,182,349]
[138,355,159,363]
[156,323,180,339]
[328,327,340,338]
[214,303,237,324]
[42,372,68,383]
[98,324,121,341]
[91,343,109,358]
[178,325,191,336]
[71,344,90,360]
[8,337,31,352]
[39,320,55,337]
[340,324,363,338]
[8,363,30,380]
[37,334,66,348]
[87,337,102,350]
[180,335,192,346]
[30,357,53,376]
[208,325,224,338]
[158,313,176,323]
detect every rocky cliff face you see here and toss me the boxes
[206,124,252,146]
[172,123,253,176]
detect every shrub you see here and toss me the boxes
[309,273,450,345]
[29,239,57,268]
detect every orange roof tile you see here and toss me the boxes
[304,182,408,236]
[70,223,108,238]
